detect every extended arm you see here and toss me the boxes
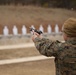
[32,32,61,57]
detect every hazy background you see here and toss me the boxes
[0,0,76,34]
[0,1,76,75]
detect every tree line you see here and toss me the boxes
[0,0,76,9]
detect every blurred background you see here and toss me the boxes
[0,0,76,75]
[0,0,76,34]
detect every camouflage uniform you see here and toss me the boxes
[34,37,76,75]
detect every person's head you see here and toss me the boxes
[62,18,76,41]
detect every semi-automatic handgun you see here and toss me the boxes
[30,27,43,35]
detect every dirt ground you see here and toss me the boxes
[0,47,40,60]
[0,35,63,45]
[0,35,63,75]
[0,59,55,75]
[0,42,56,75]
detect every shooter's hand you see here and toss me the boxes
[32,31,42,42]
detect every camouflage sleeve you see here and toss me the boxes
[34,37,61,57]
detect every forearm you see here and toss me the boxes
[33,37,60,57]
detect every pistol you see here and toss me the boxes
[30,27,43,35]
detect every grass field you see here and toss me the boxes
[0,5,76,34]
